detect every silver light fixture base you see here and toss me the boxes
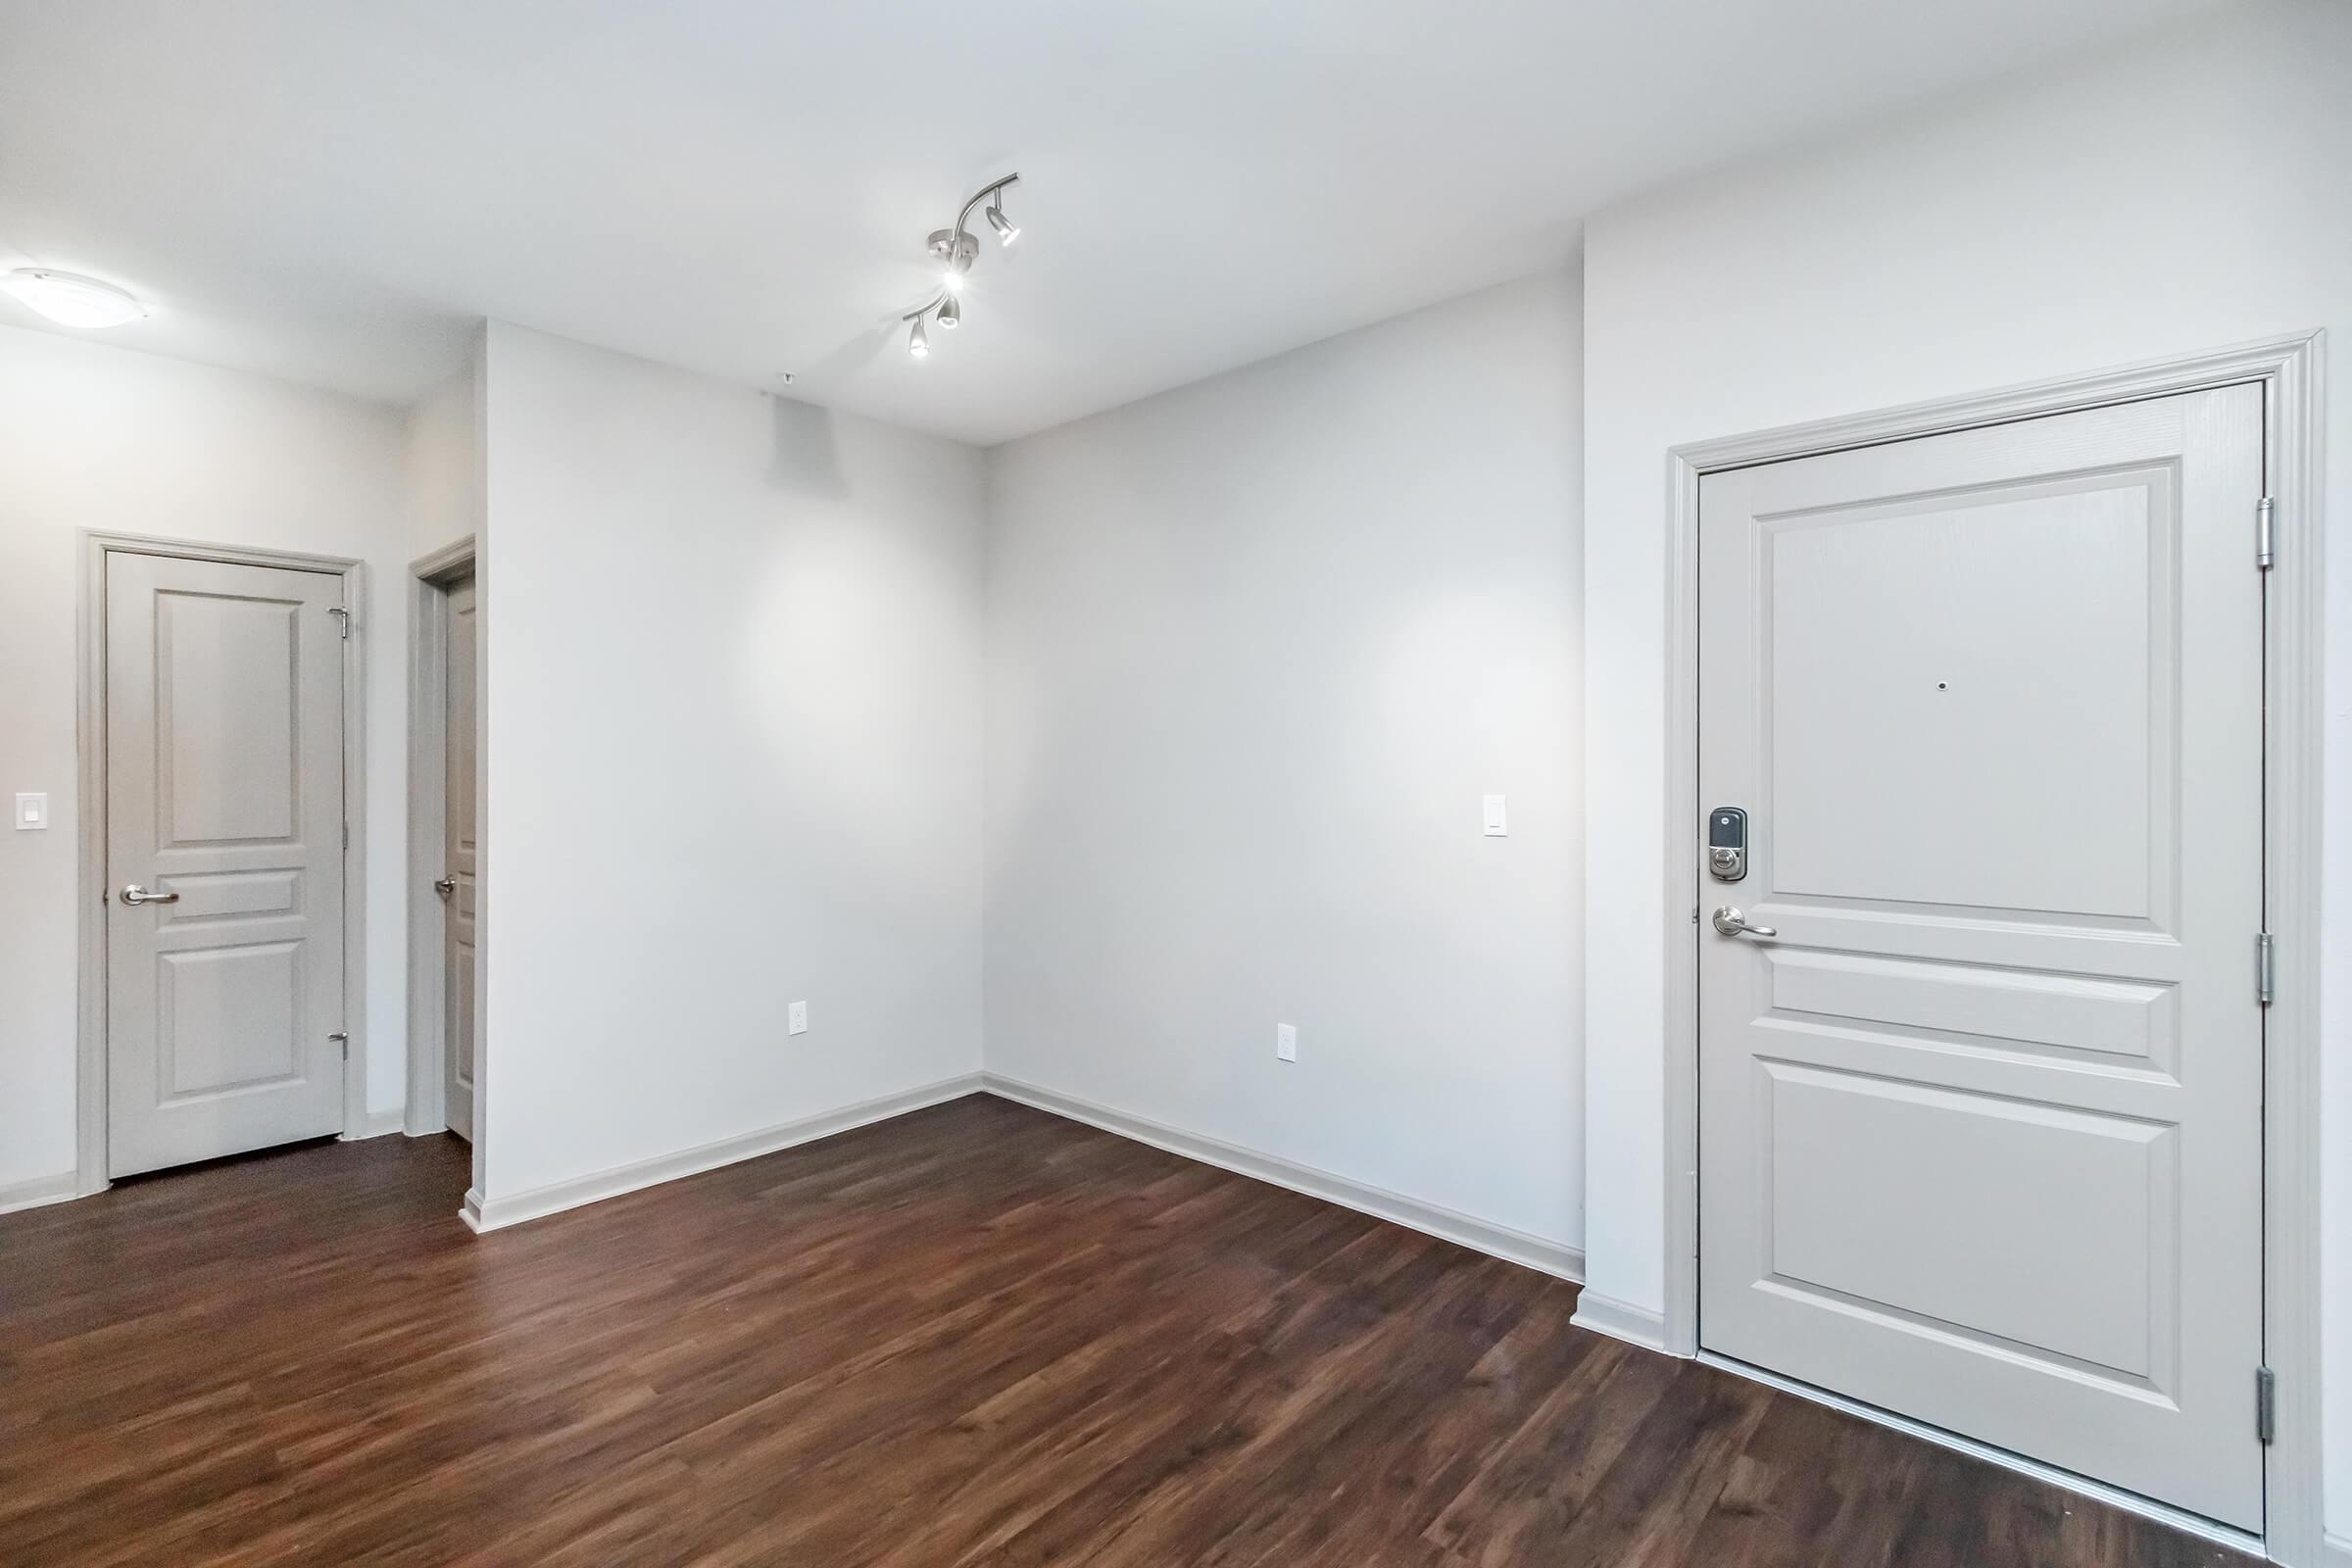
[926,228,982,268]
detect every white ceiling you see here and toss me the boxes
[0,0,2220,445]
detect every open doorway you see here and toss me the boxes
[405,537,485,1221]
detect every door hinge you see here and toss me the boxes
[2256,931,2276,1004]
[327,605,352,639]
[342,820,350,852]
[2256,1365,2277,1445]
[2255,497,2276,570]
[328,1031,349,1059]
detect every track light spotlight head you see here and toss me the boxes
[985,202,1019,246]
[908,314,930,358]
[938,295,962,328]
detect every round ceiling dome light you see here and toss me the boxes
[2,268,148,328]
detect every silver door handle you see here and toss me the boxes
[121,883,180,906]
[434,877,456,899]
[1711,906,1777,939]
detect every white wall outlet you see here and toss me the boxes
[1276,1022,1297,1062]
[1482,794,1507,837]
[787,1000,808,1036]
[15,793,48,831]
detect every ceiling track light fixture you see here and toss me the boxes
[904,172,1020,360]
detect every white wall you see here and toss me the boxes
[405,353,480,563]
[1577,0,2352,1535]
[475,323,987,1200]
[0,325,414,1188]
[985,272,1585,1253]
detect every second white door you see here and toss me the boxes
[1696,386,2265,1529]
[441,571,479,1143]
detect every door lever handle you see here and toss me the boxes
[1711,906,1777,939]
[121,883,180,906]
[434,877,456,900]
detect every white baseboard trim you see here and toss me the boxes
[2317,1531,2352,1568]
[342,1109,408,1141]
[0,1170,80,1217]
[1568,1289,1670,1351]
[979,1073,1584,1283]
[463,1073,985,1234]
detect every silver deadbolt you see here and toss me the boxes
[1707,807,1748,882]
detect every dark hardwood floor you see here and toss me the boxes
[0,1094,2251,1567]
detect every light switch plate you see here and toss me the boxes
[15,793,47,831]
[1482,794,1507,837]
[787,1000,808,1036]
[1276,1022,1298,1062]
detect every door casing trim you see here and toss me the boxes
[1655,332,2326,1561]
[406,535,489,1225]
[75,531,372,1197]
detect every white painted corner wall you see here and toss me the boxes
[0,324,415,1192]
[405,351,481,564]
[982,271,1587,1257]
[1577,0,2352,1539]
[472,322,987,1201]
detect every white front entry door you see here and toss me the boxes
[1696,386,2265,1529]
[106,552,349,1177]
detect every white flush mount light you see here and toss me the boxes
[2,268,147,328]
[905,173,1021,360]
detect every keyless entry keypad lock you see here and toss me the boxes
[1708,807,1748,882]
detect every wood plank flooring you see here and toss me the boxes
[0,1094,2254,1566]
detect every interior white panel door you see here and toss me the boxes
[441,572,479,1144]
[106,553,349,1177]
[1696,387,2264,1529]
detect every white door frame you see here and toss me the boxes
[402,537,471,1138]
[403,538,487,1214]
[74,530,372,1197]
[1655,332,2327,1561]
